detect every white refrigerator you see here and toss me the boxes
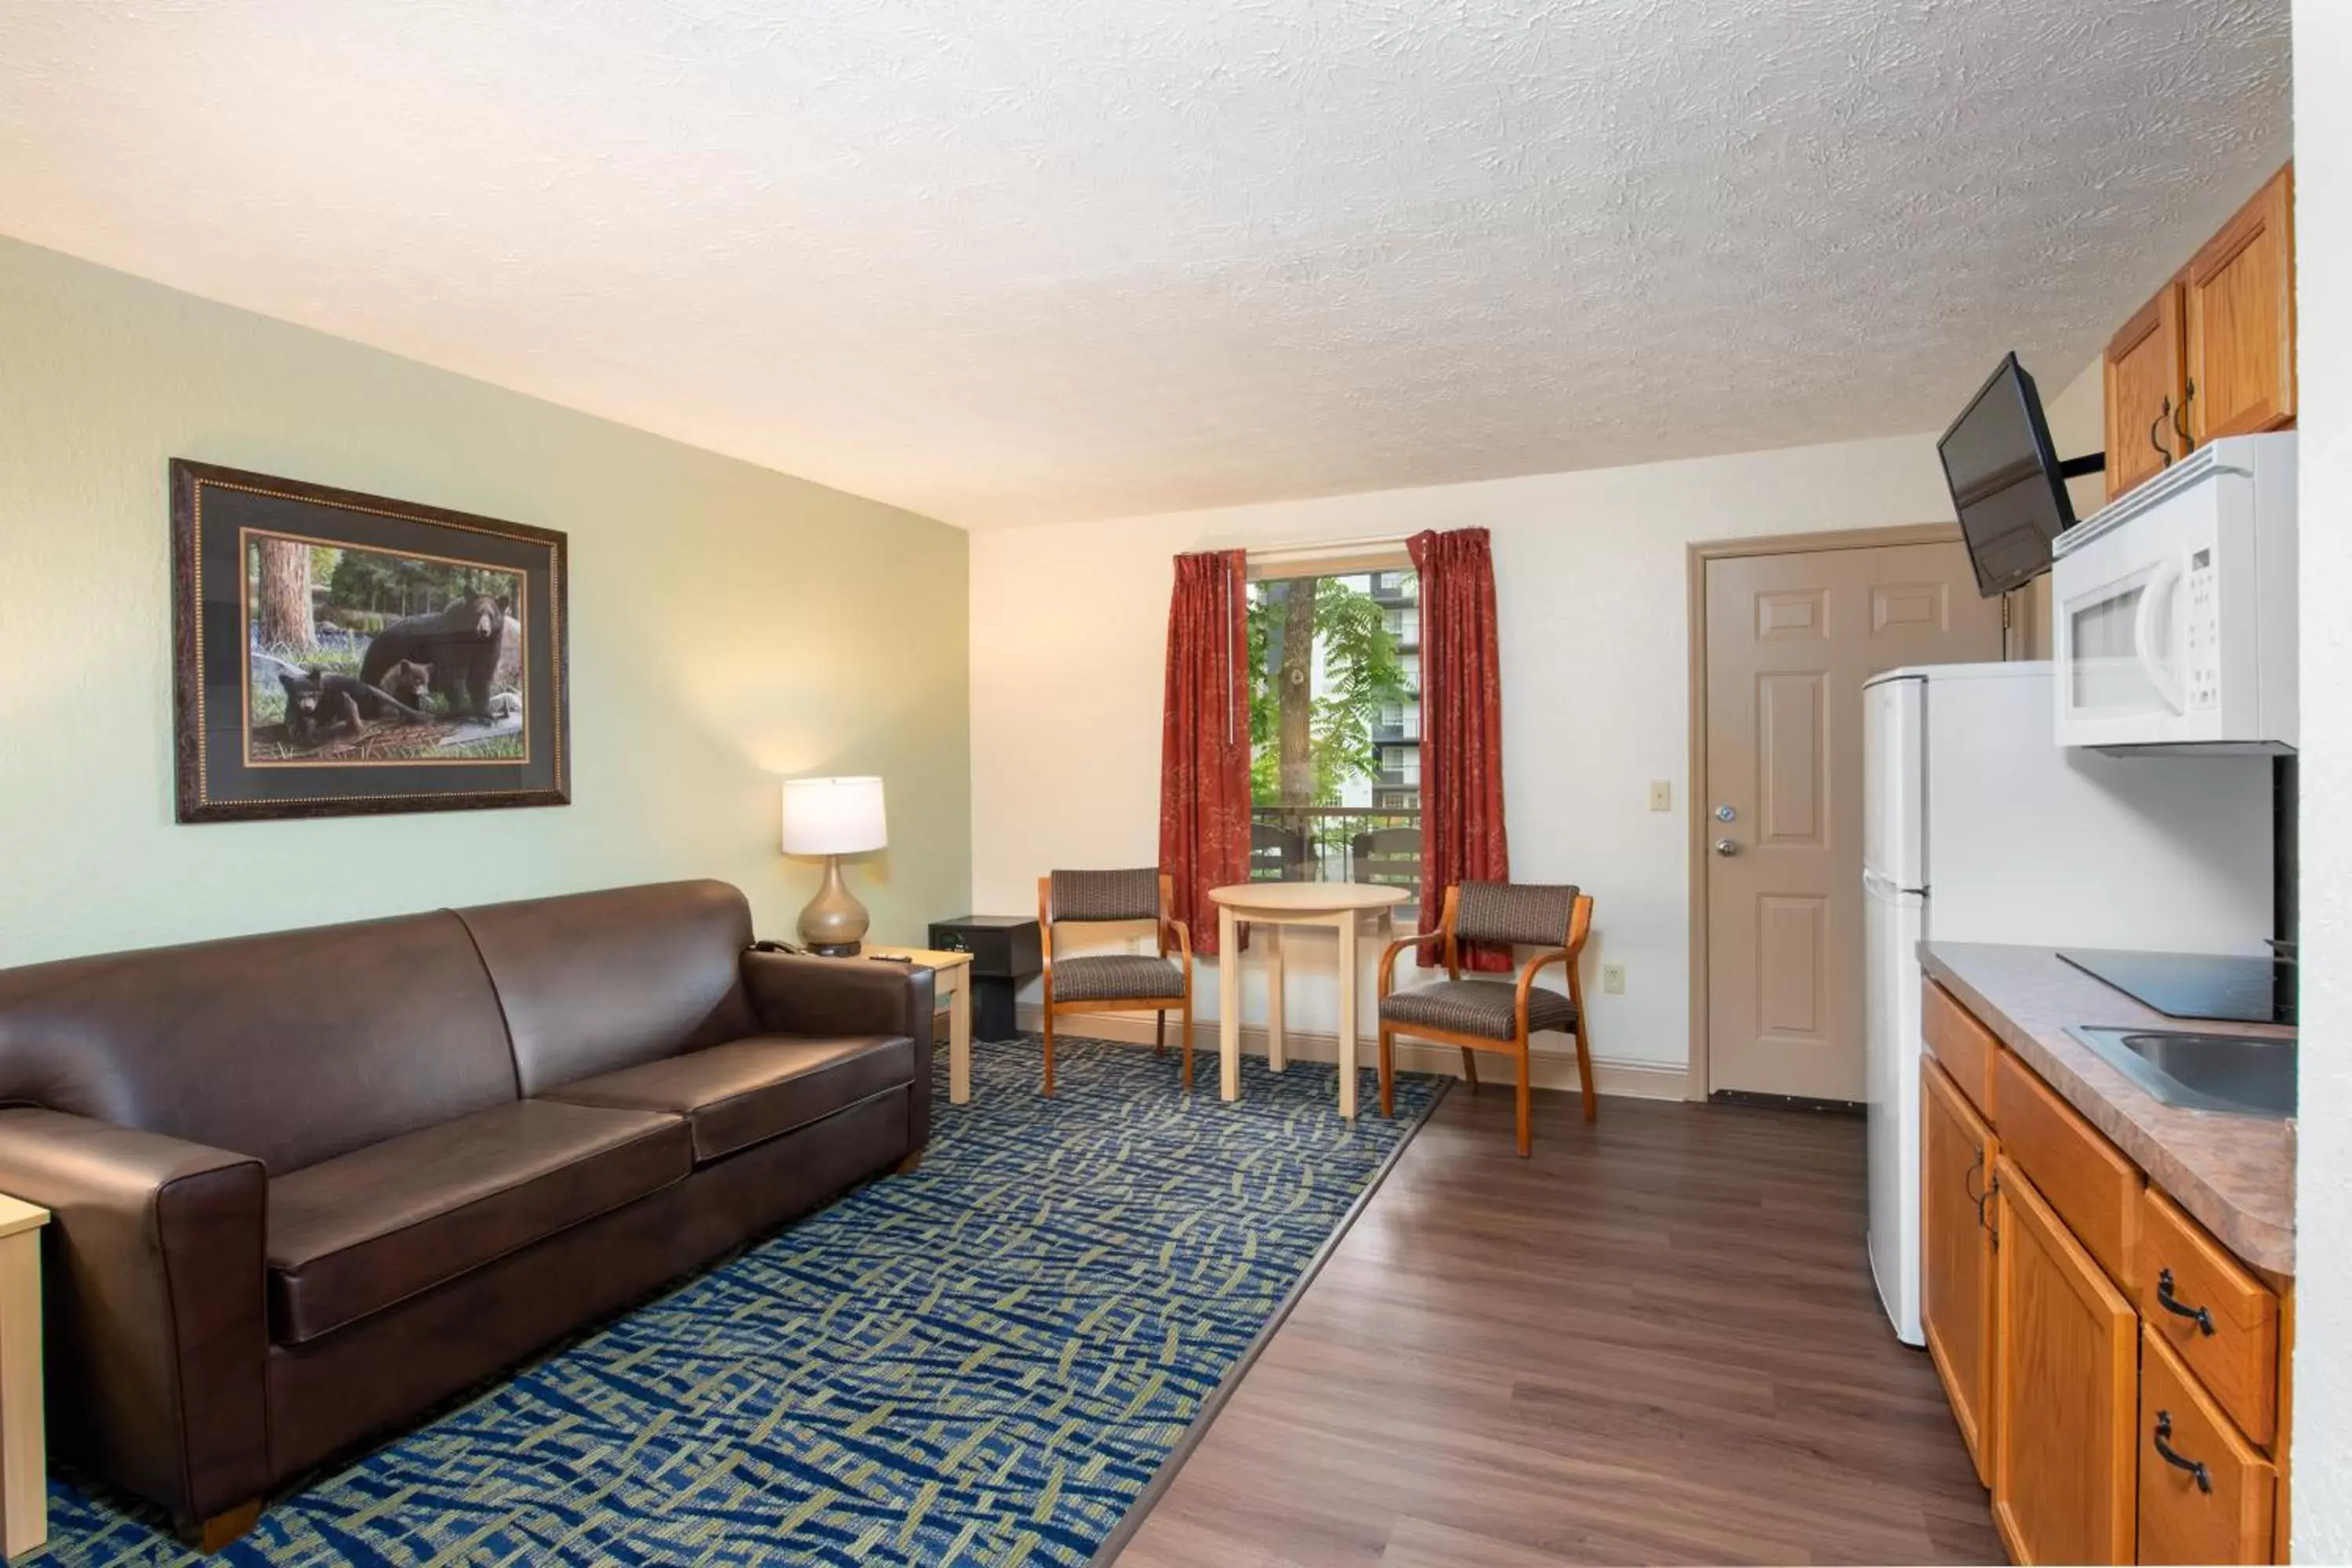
[1862,662,2273,1345]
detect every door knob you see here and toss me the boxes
[1714,838,1740,857]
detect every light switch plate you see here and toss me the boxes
[1602,963,1626,994]
[1648,780,1672,811]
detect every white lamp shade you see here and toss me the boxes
[782,775,887,855]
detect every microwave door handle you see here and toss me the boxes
[2133,561,2186,715]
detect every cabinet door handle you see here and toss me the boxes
[2175,378,2197,445]
[1962,1146,1987,1226]
[2151,401,2176,467]
[2153,1411,2213,1494]
[2156,1268,2217,1336]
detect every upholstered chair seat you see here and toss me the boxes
[1380,977,1577,1041]
[1051,954,1187,1003]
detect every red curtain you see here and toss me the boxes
[1159,550,1250,956]
[1409,528,1512,971]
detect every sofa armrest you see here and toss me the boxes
[740,953,935,1149]
[0,1108,270,1523]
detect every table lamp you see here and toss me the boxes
[781,775,887,955]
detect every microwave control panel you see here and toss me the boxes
[2184,546,2220,710]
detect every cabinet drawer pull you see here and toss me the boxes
[2152,1410,2213,1494]
[2157,1267,2217,1336]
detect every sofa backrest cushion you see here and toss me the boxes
[455,880,759,1095]
[0,911,518,1174]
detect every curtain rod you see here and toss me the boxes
[1243,532,1414,562]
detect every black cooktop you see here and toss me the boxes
[2058,948,2297,1026]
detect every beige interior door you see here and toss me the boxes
[1704,541,2003,1102]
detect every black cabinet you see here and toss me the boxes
[927,915,1043,1042]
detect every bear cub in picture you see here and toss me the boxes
[279,669,434,742]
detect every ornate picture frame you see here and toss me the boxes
[172,459,571,822]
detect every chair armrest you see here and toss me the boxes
[1515,948,1572,1027]
[1164,916,1193,974]
[0,1108,268,1523]
[1377,929,1446,996]
[741,953,937,1149]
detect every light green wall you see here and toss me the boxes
[0,235,971,967]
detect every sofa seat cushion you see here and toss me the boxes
[538,1033,914,1164]
[267,1100,691,1345]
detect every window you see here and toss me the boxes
[1244,557,1421,906]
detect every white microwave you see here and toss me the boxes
[2052,432,2297,753]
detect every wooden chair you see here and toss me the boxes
[1349,825,1423,901]
[1250,820,1306,881]
[1377,882,1595,1156]
[1037,869,1194,1096]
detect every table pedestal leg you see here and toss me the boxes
[1337,912,1359,1120]
[1219,906,1241,1100]
[1265,925,1287,1073]
[947,972,971,1105]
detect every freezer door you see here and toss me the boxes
[1863,675,1925,890]
[1864,875,1926,1346]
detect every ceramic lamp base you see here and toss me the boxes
[797,854,869,956]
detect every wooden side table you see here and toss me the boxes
[0,1195,48,1561]
[1207,882,1412,1119]
[862,946,976,1105]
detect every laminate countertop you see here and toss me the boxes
[1920,942,2294,1279]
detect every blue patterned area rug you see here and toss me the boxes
[37,1037,1443,1566]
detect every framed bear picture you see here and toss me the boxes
[172,459,571,822]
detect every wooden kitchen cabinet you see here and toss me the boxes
[2185,165,2296,443]
[2098,163,2295,505]
[2140,1328,2276,1565]
[1923,1058,1998,1483]
[1992,1154,2138,1566]
[2104,281,2189,501]
[1920,978,2290,1563]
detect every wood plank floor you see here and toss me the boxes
[1115,1087,2004,1566]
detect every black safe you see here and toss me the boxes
[926,915,1043,1042]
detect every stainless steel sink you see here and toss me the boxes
[2066,1027,2296,1119]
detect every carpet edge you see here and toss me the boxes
[1082,1071,1456,1566]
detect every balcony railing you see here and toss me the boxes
[1250,806,1422,911]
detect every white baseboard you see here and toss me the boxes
[1013,1004,1690,1102]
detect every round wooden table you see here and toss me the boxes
[1207,882,1413,1118]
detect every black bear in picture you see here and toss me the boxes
[279,669,434,744]
[359,594,509,719]
[376,658,435,716]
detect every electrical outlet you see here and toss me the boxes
[1648,780,1672,811]
[1602,963,1626,994]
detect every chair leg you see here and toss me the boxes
[1155,1011,1167,1056]
[1042,1006,1056,1097]
[1178,1000,1193,1092]
[1460,1047,1480,1094]
[1378,1025,1395,1116]
[1575,1015,1598,1123]
[1515,1040,1533,1157]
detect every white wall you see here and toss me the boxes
[969,433,1965,1081]
[0,237,971,970]
[2292,2,2350,1555]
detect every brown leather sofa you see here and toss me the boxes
[0,879,932,1544]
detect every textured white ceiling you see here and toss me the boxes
[0,1,2291,528]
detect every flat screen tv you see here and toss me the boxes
[1937,352,2077,597]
